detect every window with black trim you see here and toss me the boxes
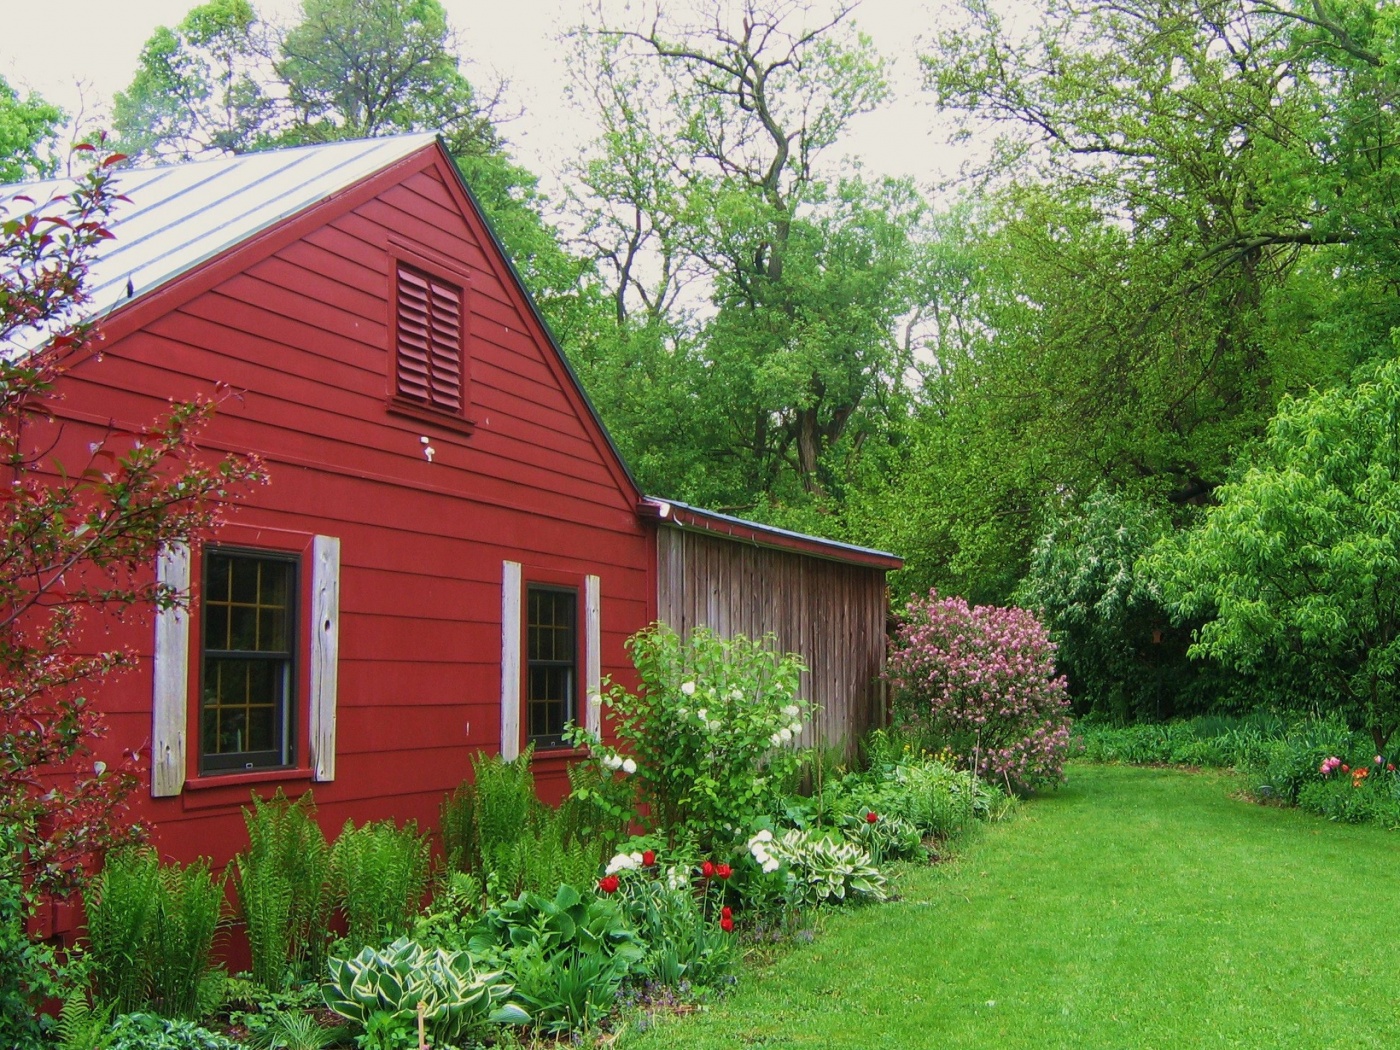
[527,585,577,747]
[200,550,297,772]
[395,262,463,413]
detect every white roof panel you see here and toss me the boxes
[1,134,437,357]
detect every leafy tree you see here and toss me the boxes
[889,0,1400,598]
[113,0,277,161]
[1,156,266,894]
[1144,356,1400,751]
[0,75,63,182]
[568,1,922,514]
[1016,487,1209,721]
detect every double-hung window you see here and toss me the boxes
[199,549,297,772]
[526,586,577,747]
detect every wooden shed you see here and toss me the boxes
[642,500,902,756]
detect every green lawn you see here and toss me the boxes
[620,764,1400,1049]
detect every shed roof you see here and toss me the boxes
[640,497,903,570]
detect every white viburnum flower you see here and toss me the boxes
[680,681,697,696]
[622,757,638,775]
[696,707,708,722]
[782,704,800,718]
[751,829,773,844]
[762,858,780,873]
[588,693,603,709]
[629,851,644,866]
[707,720,722,733]
[779,727,793,744]
[603,753,624,770]
[770,731,784,746]
[789,721,803,735]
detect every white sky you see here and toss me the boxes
[0,0,968,191]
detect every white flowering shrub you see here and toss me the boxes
[591,624,809,849]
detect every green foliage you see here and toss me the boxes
[329,818,428,950]
[1075,714,1291,770]
[245,1010,343,1050]
[322,937,527,1043]
[467,883,646,1034]
[1240,718,1362,805]
[615,870,737,990]
[580,624,808,849]
[441,750,611,900]
[567,5,920,514]
[85,849,225,1018]
[235,789,331,990]
[0,824,64,1049]
[1016,488,1198,720]
[106,1012,256,1050]
[54,992,118,1050]
[0,74,62,181]
[1146,357,1400,751]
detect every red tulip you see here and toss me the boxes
[716,863,732,880]
[642,849,656,867]
[598,875,620,894]
[865,811,878,824]
[721,906,733,920]
[720,916,734,932]
[701,860,715,879]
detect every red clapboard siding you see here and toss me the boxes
[44,139,653,919]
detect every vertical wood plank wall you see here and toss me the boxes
[656,527,889,755]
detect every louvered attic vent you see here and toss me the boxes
[395,263,463,413]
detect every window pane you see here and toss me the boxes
[201,550,296,770]
[526,587,576,746]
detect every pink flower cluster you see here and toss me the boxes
[887,590,1071,792]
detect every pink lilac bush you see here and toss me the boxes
[887,590,1072,792]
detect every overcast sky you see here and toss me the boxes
[1,0,969,191]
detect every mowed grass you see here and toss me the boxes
[621,764,1400,1049]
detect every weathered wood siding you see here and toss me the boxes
[656,527,888,754]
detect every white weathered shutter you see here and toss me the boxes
[585,574,602,736]
[309,536,341,782]
[500,561,522,760]
[151,543,191,798]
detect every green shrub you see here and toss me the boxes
[234,789,331,990]
[467,882,647,1032]
[442,750,611,901]
[575,623,809,849]
[0,824,63,1049]
[85,850,224,1019]
[328,819,428,950]
[1297,767,1400,828]
[615,869,736,989]
[1241,718,1358,804]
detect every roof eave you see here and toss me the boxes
[639,497,904,571]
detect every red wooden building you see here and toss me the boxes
[0,136,901,917]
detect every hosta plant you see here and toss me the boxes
[752,829,886,907]
[322,937,527,1042]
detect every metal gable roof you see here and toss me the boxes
[0,134,436,358]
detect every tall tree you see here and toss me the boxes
[112,0,601,355]
[0,75,63,182]
[568,1,920,516]
[887,0,1400,599]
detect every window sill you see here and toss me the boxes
[386,397,476,436]
[181,767,315,810]
[529,745,587,763]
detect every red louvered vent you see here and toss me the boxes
[396,264,462,412]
